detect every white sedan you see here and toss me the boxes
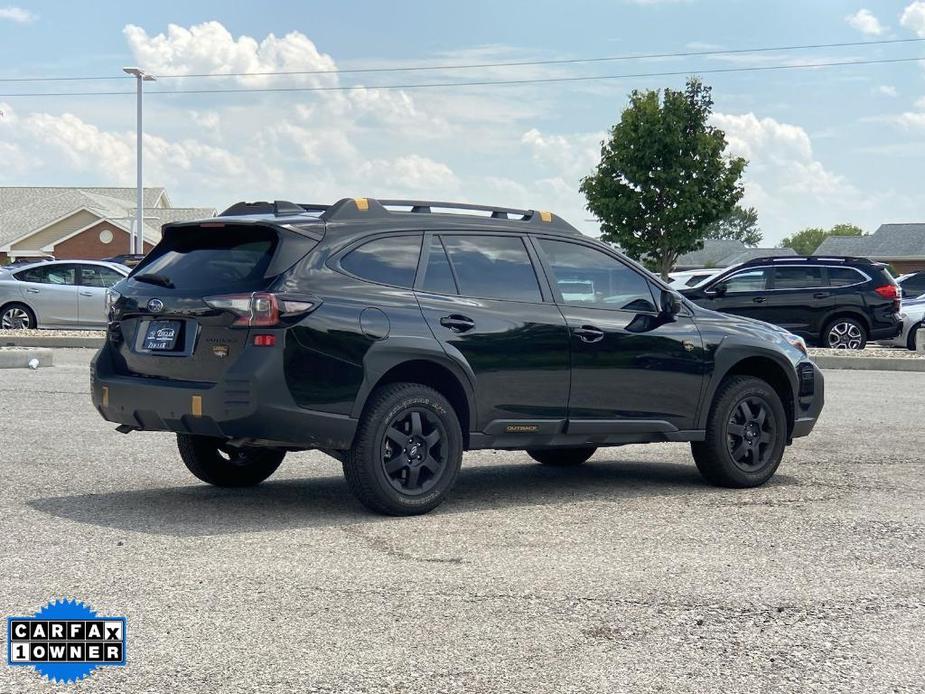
[0,260,129,330]
[878,298,925,351]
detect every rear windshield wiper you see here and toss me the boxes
[134,273,175,289]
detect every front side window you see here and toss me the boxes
[720,268,769,293]
[538,239,657,312]
[340,234,422,288]
[15,265,76,286]
[441,235,541,302]
[80,266,124,288]
[773,266,825,290]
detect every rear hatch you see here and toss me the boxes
[109,221,320,383]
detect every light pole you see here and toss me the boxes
[122,67,156,255]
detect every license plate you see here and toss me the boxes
[143,320,181,351]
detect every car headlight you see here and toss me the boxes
[785,333,807,355]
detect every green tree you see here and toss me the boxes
[779,223,864,256]
[581,78,747,279]
[705,206,762,246]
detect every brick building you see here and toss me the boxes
[0,187,215,264]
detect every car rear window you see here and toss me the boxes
[133,226,279,293]
[773,266,825,289]
[827,267,866,287]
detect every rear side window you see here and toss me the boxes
[340,234,422,288]
[772,266,825,289]
[441,235,541,302]
[15,265,76,285]
[80,265,124,288]
[827,267,866,287]
[135,226,278,293]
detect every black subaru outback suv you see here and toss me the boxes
[680,256,901,350]
[91,198,824,515]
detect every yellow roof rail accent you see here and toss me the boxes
[539,210,553,223]
[191,395,203,417]
[354,198,369,211]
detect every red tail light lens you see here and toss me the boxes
[253,334,277,347]
[204,292,318,327]
[874,284,900,300]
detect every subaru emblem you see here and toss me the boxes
[147,298,164,313]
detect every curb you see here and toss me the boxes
[0,347,54,369]
[0,336,104,349]
[812,356,925,372]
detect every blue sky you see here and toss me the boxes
[2,0,925,244]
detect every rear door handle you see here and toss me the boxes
[752,297,767,304]
[813,292,831,299]
[25,287,40,294]
[79,291,94,297]
[439,314,475,333]
[573,325,605,343]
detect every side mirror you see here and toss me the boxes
[708,282,727,297]
[660,290,682,318]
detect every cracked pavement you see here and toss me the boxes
[0,350,923,693]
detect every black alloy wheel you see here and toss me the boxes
[725,395,775,472]
[382,408,448,496]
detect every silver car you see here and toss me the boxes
[0,260,129,330]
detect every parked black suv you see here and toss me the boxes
[91,198,824,515]
[681,256,901,350]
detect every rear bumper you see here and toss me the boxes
[791,361,824,439]
[870,322,902,341]
[90,344,356,450]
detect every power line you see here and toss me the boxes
[0,36,922,84]
[0,55,921,98]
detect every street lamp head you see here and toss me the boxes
[122,67,157,81]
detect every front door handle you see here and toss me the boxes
[752,297,767,304]
[573,325,605,343]
[439,314,475,333]
[813,292,831,299]
[79,291,94,297]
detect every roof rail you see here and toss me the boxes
[220,200,329,217]
[740,254,875,266]
[321,197,580,234]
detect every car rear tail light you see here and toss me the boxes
[204,292,319,327]
[874,284,900,300]
[253,334,277,347]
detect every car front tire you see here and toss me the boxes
[691,375,787,488]
[526,447,597,466]
[342,383,463,516]
[907,322,922,351]
[177,434,285,487]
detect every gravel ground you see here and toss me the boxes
[0,350,923,693]
[809,347,923,359]
[0,329,106,338]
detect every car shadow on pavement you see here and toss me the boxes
[27,459,799,537]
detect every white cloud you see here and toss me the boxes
[876,85,899,97]
[845,9,886,36]
[901,2,925,36]
[0,6,36,23]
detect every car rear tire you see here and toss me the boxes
[177,434,285,487]
[823,317,867,350]
[691,375,787,488]
[907,322,922,351]
[342,383,463,516]
[526,447,597,466]
[0,302,36,330]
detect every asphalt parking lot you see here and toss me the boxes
[1,349,923,693]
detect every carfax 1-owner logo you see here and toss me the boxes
[6,598,126,684]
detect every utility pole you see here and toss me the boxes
[122,67,156,255]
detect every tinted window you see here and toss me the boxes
[421,237,457,295]
[721,268,769,293]
[773,266,825,289]
[15,265,76,286]
[80,265,124,288]
[828,267,866,287]
[136,226,278,293]
[341,234,421,288]
[899,273,925,297]
[538,239,657,312]
[442,235,541,302]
